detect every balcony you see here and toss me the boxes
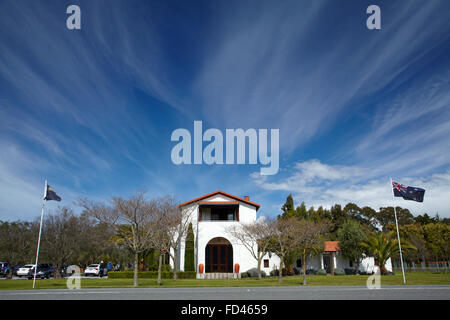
[198,204,239,222]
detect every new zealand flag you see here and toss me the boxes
[392,181,425,202]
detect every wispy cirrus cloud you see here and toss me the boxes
[193,0,450,153]
[251,159,450,216]
[1,0,450,221]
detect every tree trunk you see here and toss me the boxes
[133,251,139,287]
[302,251,307,286]
[157,253,163,285]
[380,265,387,275]
[257,257,262,280]
[173,249,178,280]
[278,259,283,282]
[355,261,360,275]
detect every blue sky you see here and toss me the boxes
[1,0,450,221]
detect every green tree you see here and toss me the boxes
[423,223,450,261]
[184,223,195,271]
[414,213,434,226]
[375,207,414,231]
[360,206,378,230]
[328,204,346,235]
[337,220,367,274]
[295,202,308,219]
[307,206,316,220]
[398,224,430,263]
[280,194,296,218]
[360,231,416,274]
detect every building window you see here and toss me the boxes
[264,259,269,268]
[349,260,353,267]
[296,259,302,268]
[202,206,237,221]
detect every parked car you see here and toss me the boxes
[27,263,55,280]
[16,264,36,277]
[12,265,21,277]
[84,263,108,277]
[0,262,11,277]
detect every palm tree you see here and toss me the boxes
[360,231,416,275]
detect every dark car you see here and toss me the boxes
[0,262,11,278]
[27,263,55,280]
[12,265,21,277]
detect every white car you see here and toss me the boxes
[84,263,107,277]
[16,264,36,277]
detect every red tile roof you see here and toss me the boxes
[178,190,260,210]
[324,241,340,252]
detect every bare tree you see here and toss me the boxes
[0,220,37,277]
[293,220,330,285]
[77,192,157,287]
[40,207,85,278]
[227,217,276,279]
[272,217,300,282]
[160,197,194,280]
[147,197,182,284]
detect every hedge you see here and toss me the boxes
[334,268,345,275]
[316,268,327,275]
[108,271,197,279]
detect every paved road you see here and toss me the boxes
[1,285,449,300]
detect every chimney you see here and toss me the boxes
[244,196,249,201]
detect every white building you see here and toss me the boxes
[174,191,391,278]
[175,191,277,278]
[293,241,392,275]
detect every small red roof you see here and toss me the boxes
[324,241,340,252]
[178,190,260,210]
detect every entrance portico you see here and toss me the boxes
[322,241,339,275]
[205,237,233,273]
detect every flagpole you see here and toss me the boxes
[390,177,406,284]
[33,180,47,289]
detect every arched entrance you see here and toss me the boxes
[205,237,233,273]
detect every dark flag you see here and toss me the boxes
[392,181,425,202]
[44,184,61,201]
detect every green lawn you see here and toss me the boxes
[1,272,449,290]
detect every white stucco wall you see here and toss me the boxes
[174,194,261,275]
[174,193,393,277]
[288,252,393,274]
[261,252,281,275]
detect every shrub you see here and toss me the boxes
[269,269,279,277]
[161,264,172,272]
[306,268,316,275]
[293,267,301,275]
[316,268,327,275]
[344,268,356,275]
[240,272,248,278]
[358,270,373,275]
[282,267,294,276]
[246,268,266,278]
[334,268,345,275]
[108,271,196,279]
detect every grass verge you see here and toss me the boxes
[1,272,449,290]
